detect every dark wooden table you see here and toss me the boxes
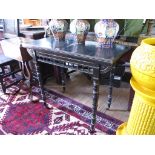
[21,37,131,133]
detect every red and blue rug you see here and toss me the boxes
[0,84,123,135]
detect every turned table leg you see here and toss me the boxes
[33,50,52,109]
[60,67,66,93]
[107,68,114,109]
[90,68,99,133]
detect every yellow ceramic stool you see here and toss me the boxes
[116,38,155,135]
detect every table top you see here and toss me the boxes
[22,37,131,64]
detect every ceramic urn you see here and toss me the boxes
[70,19,90,43]
[94,19,119,48]
[49,19,68,40]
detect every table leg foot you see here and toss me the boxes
[39,100,52,109]
[44,102,53,109]
[106,107,110,110]
[89,125,96,134]
[62,87,66,93]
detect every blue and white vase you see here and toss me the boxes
[70,19,90,43]
[49,19,68,40]
[94,19,119,48]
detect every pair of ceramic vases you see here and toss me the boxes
[47,19,119,47]
[48,19,90,43]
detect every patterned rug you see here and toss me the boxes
[0,80,123,135]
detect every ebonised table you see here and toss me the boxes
[1,36,130,133]
[20,37,131,133]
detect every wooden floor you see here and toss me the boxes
[45,71,130,122]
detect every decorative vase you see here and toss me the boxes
[116,38,155,135]
[70,19,90,43]
[49,19,68,40]
[94,19,119,48]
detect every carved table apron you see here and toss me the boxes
[22,37,131,133]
